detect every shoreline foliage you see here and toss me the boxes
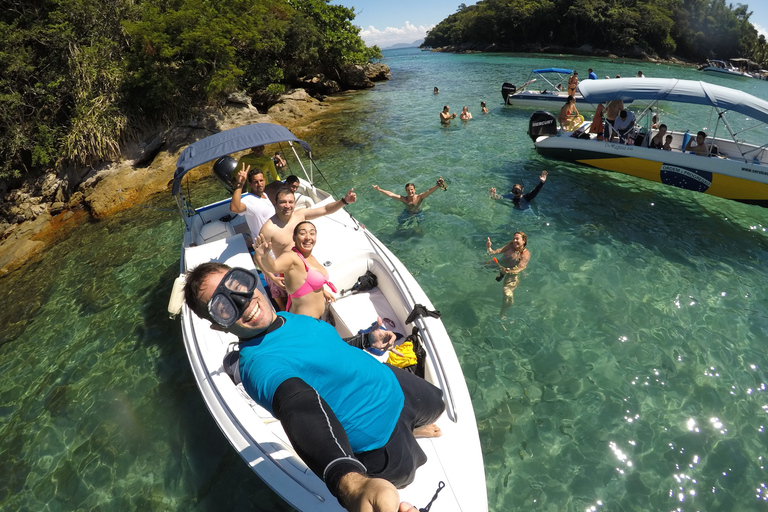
[0,0,381,184]
[424,0,767,67]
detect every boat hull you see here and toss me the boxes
[701,67,751,80]
[178,190,487,512]
[534,136,768,205]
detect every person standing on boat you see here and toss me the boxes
[613,110,636,143]
[440,105,456,124]
[603,99,625,141]
[230,165,276,243]
[486,232,531,319]
[372,178,445,217]
[237,145,281,184]
[184,262,444,512]
[489,170,547,210]
[256,186,356,310]
[588,68,598,80]
[567,71,579,97]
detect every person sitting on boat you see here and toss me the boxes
[612,110,636,143]
[440,105,456,124]
[254,222,336,320]
[685,130,710,156]
[256,187,356,311]
[662,134,673,151]
[603,99,624,140]
[237,145,281,184]
[588,68,598,80]
[558,96,581,131]
[648,124,668,149]
[489,170,547,210]
[183,262,445,512]
[486,232,531,319]
[481,101,489,113]
[588,103,605,140]
[230,165,276,244]
[637,70,645,78]
[651,114,660,129]
[372,178,445,216]
[459,106,472,120]
[567,71,578,97]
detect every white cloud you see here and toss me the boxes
[360,21,435,48]
[755,23,768,39]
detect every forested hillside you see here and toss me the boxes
[0,0,380,183]
[424,0,767,66]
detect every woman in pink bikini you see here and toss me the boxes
[254,221,337,319]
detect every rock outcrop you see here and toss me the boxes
[0,72,391,277]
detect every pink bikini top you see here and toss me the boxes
[286,248,337,311]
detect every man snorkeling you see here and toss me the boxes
[489,170,548,210]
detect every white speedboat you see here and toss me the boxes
[698,59,751,80]
[167,123,487,511]
[502,68,602,110]
[528,78,768,205]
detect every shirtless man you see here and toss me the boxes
[256,187,356,309]
[440,106,456,124]
[372,177,445,215]
[685,130,711,156]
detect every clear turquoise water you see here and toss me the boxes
[2,48,768,511]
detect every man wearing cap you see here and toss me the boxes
[237,145,281,184]
[184,262,444,512]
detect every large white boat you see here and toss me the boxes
[698,59,752,80]
[168,123,487,511]
[502,68,605,110]
[527,78,768,205]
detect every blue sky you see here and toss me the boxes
[332,0,768,50]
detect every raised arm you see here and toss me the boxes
[304,189,357,220]
[489,187,502,200]
[486,237,505,255]
[523,170,547,202]
[253,234,294,275]
[230,164,249,214]
[372,185,404,202]
[418,177,444,201]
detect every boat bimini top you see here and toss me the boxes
[532,68,574,75]
[578,78,768,125]
[171,123,312,196]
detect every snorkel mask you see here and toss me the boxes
[207,268,258,328]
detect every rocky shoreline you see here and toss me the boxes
[0,63,391,277]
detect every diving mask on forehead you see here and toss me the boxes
[207,268,258,328]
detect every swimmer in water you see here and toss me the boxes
[373,177,446,215]
[486,232,530,319]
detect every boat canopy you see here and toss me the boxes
[578,78,768,125]
[533,68,573,74]
[172,123,311,195]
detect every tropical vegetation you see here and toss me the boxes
[424,0,767,67]
[0,0,380,183]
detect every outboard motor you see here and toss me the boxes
[501,82,517,103]
[212,156,238,194]
[528,110,558,142]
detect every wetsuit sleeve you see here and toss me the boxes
[523,180,545,202]
[272,377,367,501]
[342,333,370,350]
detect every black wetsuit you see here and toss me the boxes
[502,180,545,210]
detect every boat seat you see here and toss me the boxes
[184,234,256,271]
[329,288,407,362]
[196,219,236,246]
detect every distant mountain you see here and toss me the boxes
[383,39,424,50]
